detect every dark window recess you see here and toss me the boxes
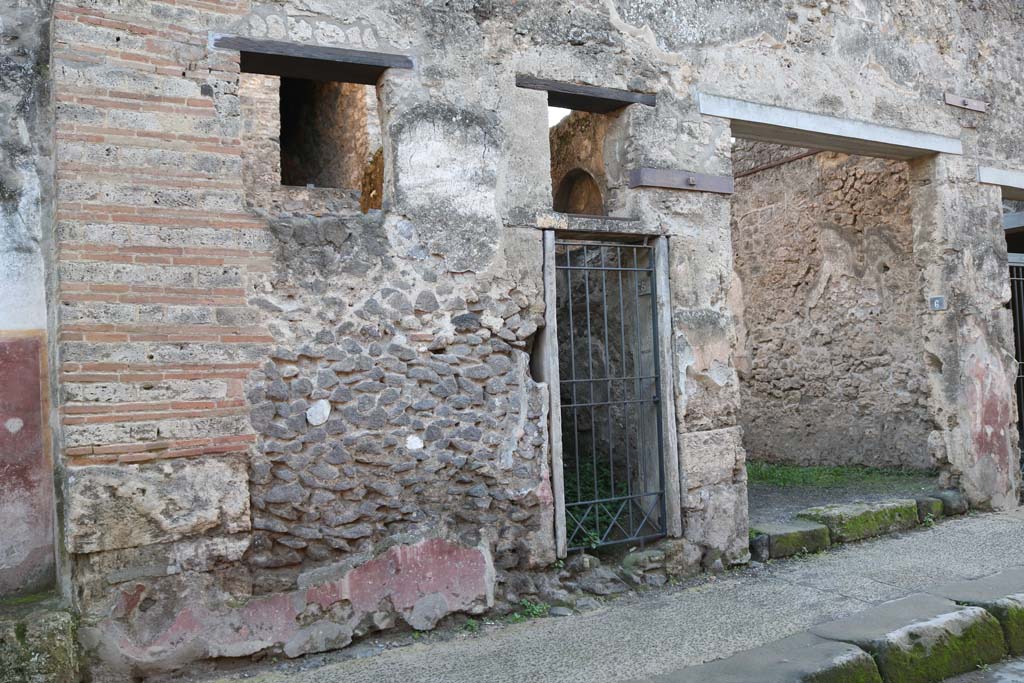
[532,75,649,217]
[554,169,606,216]
[280,78,376,194]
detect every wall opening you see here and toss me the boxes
[1003,199,1024,480]
[730,139,939,522]
[272,77,383,210]
[553,169,604,215]
[547,109,611,216]
[552,236,666,551]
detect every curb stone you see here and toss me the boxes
[915,496,945,524]
[749,519,831,559]
[810,594,1006,683]
[632,632,882,683]
[639,568,1024,683]
[928,567,1024,656]
[797,500,919,543]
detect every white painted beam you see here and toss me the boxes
[979,166,1024,201]
[1005,212,1024,231]
[698,93,963,160]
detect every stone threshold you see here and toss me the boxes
[639,566,1024,682]
[750,490,969,562]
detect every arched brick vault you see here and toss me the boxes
[0,0,1013,675]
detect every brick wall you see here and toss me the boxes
[52,2,553,672]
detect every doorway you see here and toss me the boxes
[553,238,667,550]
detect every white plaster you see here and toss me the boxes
[698,93,963,159]
[4,417,23,434]
[306,399,331,426]
[406,435,424,451]
[0,160,46,331]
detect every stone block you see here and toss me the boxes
[0,599,79,683]
[748,533,769,563]
[73,534,251,616]
[928,567,1024,656]
[81,538,493,675]
[679,426,745,488]
[684,482,750,565]
[643,632,881,683]
[796,500,918,543]
[749,519,830,559]
[933,490,969,516]
[810,594,1007,682]
[65,456,251,554]
[914,496,944,523]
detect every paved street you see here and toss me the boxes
[947,659,1024,682]
[197,508,1024,683]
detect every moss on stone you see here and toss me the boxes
[872,610,1006,683]
[804,654,883,683]
[914,497,944,524]
[797,501,918,544]
[0,593,53,610]
[0,608,80,683]
[978,599,1024,656]
[769,525,831,558]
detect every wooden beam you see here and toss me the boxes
[212,35,413,84]
[516,75,655,113]
[541,230,567,558]
[654,236,683,539]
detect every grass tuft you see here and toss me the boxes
[747,462,935,489]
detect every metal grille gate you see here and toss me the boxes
[1009,254,1024,473]
[554,239,667,551]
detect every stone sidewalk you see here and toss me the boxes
[200,509,1024,683]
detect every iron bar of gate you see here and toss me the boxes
[617,248,635,537]
[1009,256,1024,477]
[556,239,666,551]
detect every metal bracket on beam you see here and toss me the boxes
[944,93,988,114]
[629,167,734,195]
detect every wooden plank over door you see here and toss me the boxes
[516,75,656,113]
[540,231,567,557]
[213,35,414,84]
[654,237,683,537]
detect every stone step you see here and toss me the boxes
[933,490,969,516]
[809,593,1007,682]
[796,500,919,543]
[927,567,1024,656]
[914,495,945,523]
[749,519,831,559]
[636,632,881,683]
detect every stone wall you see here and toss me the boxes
[732,145,933,469]
[31,0,1024,676]
[0,0,56,599]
